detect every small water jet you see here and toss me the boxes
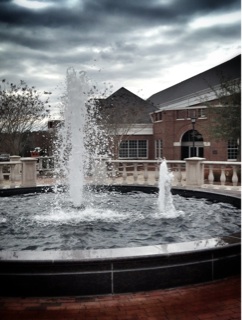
[157,160,183,218]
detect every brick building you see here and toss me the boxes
[104,55,240,161]
[46,55,240,161]
[148,54,240,161]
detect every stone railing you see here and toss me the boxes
[37,156,55,174]
[0,157,37,188]
[93,158,241,190]
[203,161,241,187]
[0,156,241,190]
[93,160,186,186]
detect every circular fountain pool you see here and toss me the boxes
[0,188,240,251]
[0,186,240,297]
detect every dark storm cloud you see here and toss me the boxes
[0,0,239,27]
[0,0,240,104]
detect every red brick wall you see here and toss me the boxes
[153,110,230,161]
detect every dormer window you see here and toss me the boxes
[153,111,162,122]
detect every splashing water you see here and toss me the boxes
[158,160,182,218]
[54,69,182,214]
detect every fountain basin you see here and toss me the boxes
[0,186,240,297]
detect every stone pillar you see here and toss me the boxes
[21,158,37,187]
[10,155,21,181]
[185,157,205,187]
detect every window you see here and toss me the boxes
[227,140,238,160]
[198,108,206,118]
[187,109,195,119]
[119,140,148,159]
[153,112,162,122]
[176,109,207,120]
[155,140,163,159]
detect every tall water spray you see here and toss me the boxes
[57,69,90,207]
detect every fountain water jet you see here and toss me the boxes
[158,160,182,218]
[56,69,90,207]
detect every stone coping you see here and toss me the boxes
[0,233,240,262]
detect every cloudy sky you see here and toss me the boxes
[0,0,240,115]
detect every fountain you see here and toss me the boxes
[0,71,240,296]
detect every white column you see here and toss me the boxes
[185,157,205,186]
[122,163,127,184]
[133,163,138,184]
[220,165,226,186]
[208,165,214,185]
[21,158,37,187]
[143,163,148,184]
[176,164,183,186]
[0,164,4,188]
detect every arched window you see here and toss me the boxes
[181,130,204,159]
[182,130,203,142]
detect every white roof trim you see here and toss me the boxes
[156,84,222,111]
[117,124,153,135]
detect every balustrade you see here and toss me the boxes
[203,161,241,188]
[38,157,54,174]
[103,160,186,186]
[0,158,37,188]
[0,162,20,188]
[0,157,240,190]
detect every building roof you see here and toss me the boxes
[147,55,241,109]
[99,87,157,123]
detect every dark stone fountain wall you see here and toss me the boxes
[0,232,240,297]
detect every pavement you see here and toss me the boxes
[0,276,240,320]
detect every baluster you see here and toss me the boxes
[0,164,3,188]
[232,165,238,186]
[10,164,16,188]
[122,163,127,184]
[133,163,138,184]
[111,163,116,184]
[143,163,148,184]
[46,158,50,170]
[208,165,214,185]
[176,164,182,186]
[220,165,226,186]
[155,163,160,186]
[36,157,40,172]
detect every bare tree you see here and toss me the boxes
[96,87,156,158]
[0,79,51,155]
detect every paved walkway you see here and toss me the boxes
[0,276,240,320]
